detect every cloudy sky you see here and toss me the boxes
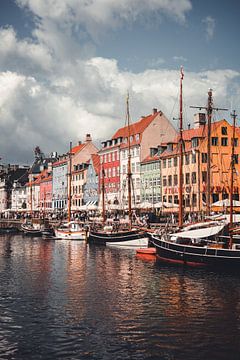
[0,0,240,164]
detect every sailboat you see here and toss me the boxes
[54,142,86,240]
[88,95,149,247]
[150,69,240,267]
[21,169,42,236]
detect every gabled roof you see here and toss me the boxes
[91,154,100,174]
[112,111,160,139]
[71,143,86,154]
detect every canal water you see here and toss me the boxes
[0,235,240,360]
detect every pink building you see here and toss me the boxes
[39,169,53,213]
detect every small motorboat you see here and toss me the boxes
[136,247,156,255]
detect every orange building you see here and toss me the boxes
[160,113,240,214]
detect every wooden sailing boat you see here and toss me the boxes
[151,68,240,267]
[55,142,86,240]
[88,94,149,247]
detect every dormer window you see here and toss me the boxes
[221,127,228,135]
[130,135,133,142]
[136,134,140,141]
[192,138,199,147]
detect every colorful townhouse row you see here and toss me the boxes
[0,108,239,215]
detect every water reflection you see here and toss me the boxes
[0,235,240,359]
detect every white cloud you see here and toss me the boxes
[202,16,216,41]
[0,27,53,72]
[17,0,192,39]
[0,1,239,164]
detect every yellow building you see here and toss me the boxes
[160,113,240,214]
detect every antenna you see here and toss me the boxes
[190,89,228,216]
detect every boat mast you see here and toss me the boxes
[30,173,33,218]
[126,93,132,228]
[229,110,237,249]
[190,91,227,216]
[101,164,106,223]
[68,141,72,223]
[178,67,184,228]
[206,89,213,216]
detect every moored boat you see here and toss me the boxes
[151,230,240,267]
[150,72,240,268]
[21,222,42,236]
[89,227,148,247]
[55,221,86,240]
[88,94,148,248]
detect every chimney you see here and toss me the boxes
[78,141,82,145]
[194,113,206,129]
[153,108,158,114]
[85,134,92,142]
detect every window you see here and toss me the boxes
[174,157,178,167]
[221,137,228,146]
[234,138,238,147]
[221,126,228,135]
[192,193,197,206]
[168,175,172,186]
[174,174,178,186]
[192,172,197,184]
[122,165,126,174]
[163,176,167,187]
[185,173,190,184]
[136,134,140,141]
[185,154,190,165]
[162,159,166,168]
[185,194,190,207]
[168,158,172,167]
[192,153,196,163]
[202,171,207,183]
[174,195,179,204]
[211,137,218,146]
[192,138,199,147]
[234,154,239,164]
[202,153,207,163]
[168,195,173,203]
[112,152,115,161]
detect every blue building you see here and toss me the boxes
[83,154,100,207]
[52,158,68,211]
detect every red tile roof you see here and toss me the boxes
[91,154,100,174]
[161,119,233,158]
[142,153,160,163]
[112,111,160,139]
[173,119,230,143]
[71,143,86,154]
[53,159,67,167]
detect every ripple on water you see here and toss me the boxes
[0,235,240,359]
